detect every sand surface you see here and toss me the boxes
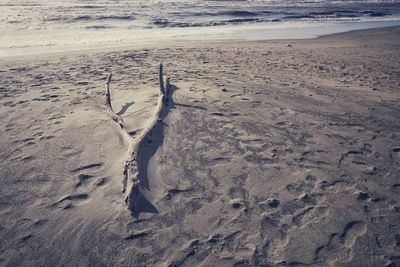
[0,27,400,266]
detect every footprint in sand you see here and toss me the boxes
[286,179,315,197]
[229,186,249,200]
[228,185,249,210]
[314,221,367,264]
[320,179,356,193]
[259,214,289,259]
[292,206,329,228]
[390,147,400,163]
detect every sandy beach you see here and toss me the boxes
[0,26,400,266]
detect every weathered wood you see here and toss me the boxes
[124,64,170,213]
[106,73,112,85]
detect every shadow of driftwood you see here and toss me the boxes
[127,184,158,218]
[127,84,177,218]
[116,101,135,116]
[174,102,207,111]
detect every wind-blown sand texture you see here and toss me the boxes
[0,27,400,266]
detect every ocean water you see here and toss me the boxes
[1,0,400,57]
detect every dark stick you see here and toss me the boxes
[159,63,164,95]
[105,73,113,112]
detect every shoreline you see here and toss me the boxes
[1,21,400,62]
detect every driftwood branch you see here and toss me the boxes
[102,64,172,216]
[123,63,170,214]
[104,72,126,128]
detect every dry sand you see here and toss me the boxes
[0,26,400,266]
